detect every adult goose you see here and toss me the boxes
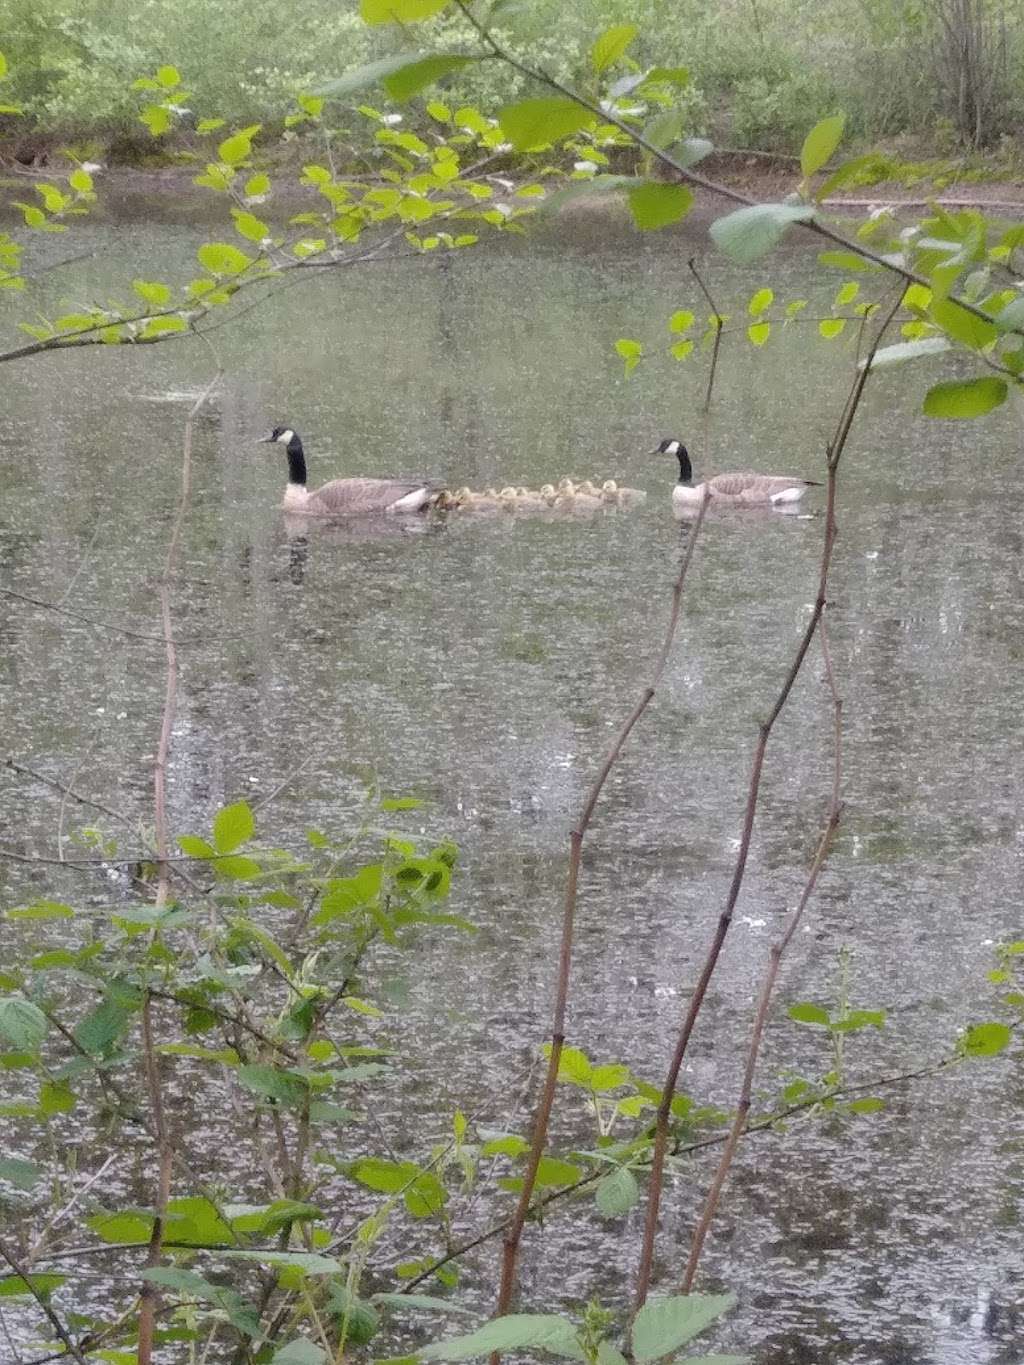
[654,438,820,509]
[260,427,438,515]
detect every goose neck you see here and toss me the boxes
[285,438,307,487]
[675,446,694,485]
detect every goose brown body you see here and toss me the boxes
[655,438,820,509]
[261,428,437,515]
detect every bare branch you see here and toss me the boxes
[493,495,710,1336]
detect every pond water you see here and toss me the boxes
[1,208,1022,1364]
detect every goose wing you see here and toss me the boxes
[707,471,809,501]
[309,477,436,515]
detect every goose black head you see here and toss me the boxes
[652,438,693,484]
[259,426,301,449]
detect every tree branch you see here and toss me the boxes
[493,494,710,1340]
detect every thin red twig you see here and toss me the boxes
[492,494,710,1344]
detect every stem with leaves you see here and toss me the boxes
[633,288,905,1309]
[493,495,710,1339]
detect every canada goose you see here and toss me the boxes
[655,438,821,508]
[260,427,438,515]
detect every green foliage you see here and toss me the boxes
[627,180,693,231]
[922,376,1008,418]
[498,97,597,151]
[800,113,846,178]
[631,1294,737,1362]
[591,24,638,76]
[709,203,816,264]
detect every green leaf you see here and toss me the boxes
[922,376,1007,419]
[818,318,846,339]
[232,210,269,243]
[993,295,1024,333]
[632,1294,736,1362]
[140,104,172,137]
[676,136,714,168]
[6,900,73,921]
[0,1272,66,1298]
[219,131,257,166]
[0,52,6,79]
[928,298,997,350]
[615,337,643,374]
[421,1313,582,1360]
[534,1157,581,1187]
[87,1210,153,1244]
[818,250,879,271]
[710,203,815,264]
[960,1021,1012,1056]
[213,800,255,853]
[38,1081,74,1113]
[237,1064,309,1106]
[480,1134,529,1158]
[75,997,132,1055]
[498,98,597,152]
[178,834,215,859]
[156,65,180,88]
[590,1063,630,1092]
[213,854,261,879]
[0,1157,43,1189]
[69,168,93,194]
[143,1267,260,1336]
[549,1044,591,1083]
[595,1166,639,1217]
[747,321,770,346]
[197,242,253,276]
[272,1341,328,1365]
[592,23,638,74]
[0,998,48,1051]
[405,1171,448,1218]
[748,287,773,316]
[140,315,187,339]
[349,1157,420,1193]
[627,181,693,231]
[133,279,171,306]
[864,336,950,370]
[671,339,694,360]
[847,1097,885,1114]
[800,114,846,178]
[361,0,450,21]
[322,54,431,97]
[670,309,695,333]
[787,1002,830,1027]
[384,55,474,102]
[642,109,682,150]
[834,281,859,307]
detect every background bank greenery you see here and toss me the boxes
[2,0,1024,158]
